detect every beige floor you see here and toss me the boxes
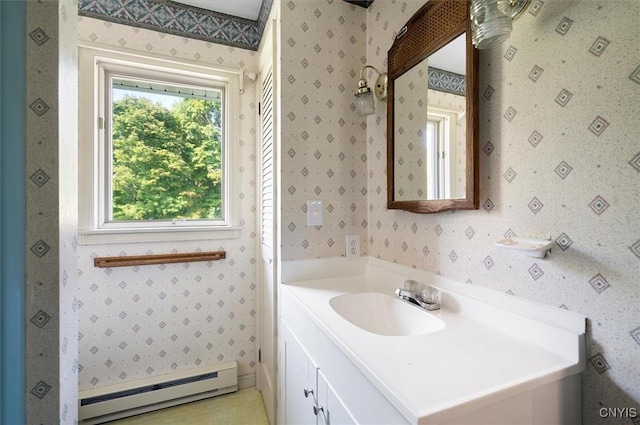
[107,388,270,425]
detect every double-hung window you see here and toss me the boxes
[78,46,240,244]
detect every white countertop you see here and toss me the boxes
[282,266,585,425]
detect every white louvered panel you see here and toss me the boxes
[261,67,275,249]
[261,94,273,117]
[262,132,273,153]
[262,152,273,170]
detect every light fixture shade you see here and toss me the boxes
[471,0,513,49]
[354,65,388,115]
[355,92,375,116]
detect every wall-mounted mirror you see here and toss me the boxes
[387,0,479,213]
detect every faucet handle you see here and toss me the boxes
[421,286,441,307]
[404,279,420,294]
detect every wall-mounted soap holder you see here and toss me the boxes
[495,237,554,258]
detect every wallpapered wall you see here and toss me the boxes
[76,17,259,390]
[25,1,79,423]
[364,1,639,423]
[72,1,638,423]
[280,0,368,260]
[394,59,431,199]
[276,0,638,422]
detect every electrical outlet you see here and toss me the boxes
[346,235,360,259]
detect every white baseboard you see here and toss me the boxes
[238,373,256,389]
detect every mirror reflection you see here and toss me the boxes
[393,34,467,201]
[386,0,478,214]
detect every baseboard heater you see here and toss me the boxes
[78,361,238,424]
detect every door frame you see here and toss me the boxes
[256,11,280,425]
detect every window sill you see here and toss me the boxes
[78,226,241,245]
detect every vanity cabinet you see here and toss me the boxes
[282,322,317,424]
[317,370,356,425]
[282,321,356,425]
[280,291,409,425]
[279,259,585,425]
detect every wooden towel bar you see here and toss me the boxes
[93,251,226,268]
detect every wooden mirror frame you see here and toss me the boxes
[386,0,479,213]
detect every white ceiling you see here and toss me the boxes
[428,34,466,75]
[171,0,263,21]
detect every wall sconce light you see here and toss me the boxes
[471,0,530,49]
[354,65,388,116]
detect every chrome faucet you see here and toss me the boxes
[394,284,441,311]
[395,288,423,306]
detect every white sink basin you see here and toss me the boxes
[329,292,444,336]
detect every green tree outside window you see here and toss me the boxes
[111,95,223,221]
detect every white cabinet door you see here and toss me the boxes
[283,322,318,425]
[317,370,356,425]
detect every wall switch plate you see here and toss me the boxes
[307,200,323,226]
[346,235,360,259]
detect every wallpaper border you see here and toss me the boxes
[429,67,465,96]
[78,0,273,51]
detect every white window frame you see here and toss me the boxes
[426,106,459,200]
[78,45,241,244]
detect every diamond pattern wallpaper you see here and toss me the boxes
[362,1,639,423]
[25,1,79,423]
[280,0,369,260]
[20,0,637,422]
[77,17,259,390]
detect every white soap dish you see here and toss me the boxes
[495,237,554,258]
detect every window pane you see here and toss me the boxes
[110,77,224,222]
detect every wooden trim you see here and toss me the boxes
[94,251,226,268]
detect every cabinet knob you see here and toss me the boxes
[313,404,324,416]
[303,388,314,398]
